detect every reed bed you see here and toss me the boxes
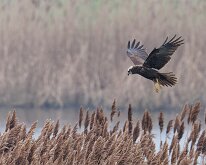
[0,0,205,108]
[0,101,205,164]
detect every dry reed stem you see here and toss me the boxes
[53,120,59,138]
[123,120,128,133]
[111,99,116,122]
[133,120,140,143]
[196,130,205,153]
[90,111,95,130]
[180,104,188,121]
[188,121,201,150]
[118,110,120,117]
[84,111,90,134]
[190,102,201,124]
[187,105,192,124]
[160,140,169,163]
[205,109,206,125]
[79,107,84,129]
[128,104,133,134]
[158,112,164,133]
[5,111,17,132]
[0,102,205,164]
[174,115,181,134]
[111,121,120,135]
[142,111,152,134]
[166,119,173,135]
[178,122,185,141]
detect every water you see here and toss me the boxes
[0,107,80,136]
[0,107,199,151]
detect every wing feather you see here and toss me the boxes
[131,39,136,48]
[127,41,130,49]
[143,35,184,69]
[127,39,148,65]
[135,41,140,48]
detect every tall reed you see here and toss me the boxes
[0,101,205,164]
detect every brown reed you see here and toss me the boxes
[118,110,120,117]
[180,104,188,121]
[79,107,84,128]
[187,105,192,125]
[190,102,201,124]
[158,112,164,133]
[53,120,59,138]
[205,110,206,125]
[90,111,95,130]
[128,104,133,134]
[178,122,185,141]
[110,99,116,122]
[196,130,205,153]
[174,115,181,134]
[84,110,90,134]
[166,119,173,135]
[0,101,204,164]
[133,121,140,143]
[142,111,153,134]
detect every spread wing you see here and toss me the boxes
[143,35,184,70]
[127,39,148,65]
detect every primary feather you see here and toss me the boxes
[127,39,148,65]
[143,35,184,70]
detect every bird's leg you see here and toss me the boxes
[154,78,161,93]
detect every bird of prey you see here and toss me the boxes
[127,35,184,92]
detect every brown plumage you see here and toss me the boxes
[127,35,184,92]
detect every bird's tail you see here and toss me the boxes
[156,72,177,87]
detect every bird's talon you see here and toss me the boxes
[154,79,161,93]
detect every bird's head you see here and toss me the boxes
[127,66,133,75]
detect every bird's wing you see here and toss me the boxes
[143,35,184,70]
[127,39,148,65]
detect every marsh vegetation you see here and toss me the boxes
[0,101,205,164]
[0,1,205,109]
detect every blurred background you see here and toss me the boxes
[0,0,205,127]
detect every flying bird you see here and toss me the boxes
[127,35,184,92]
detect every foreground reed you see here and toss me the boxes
[0,101,205,164]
